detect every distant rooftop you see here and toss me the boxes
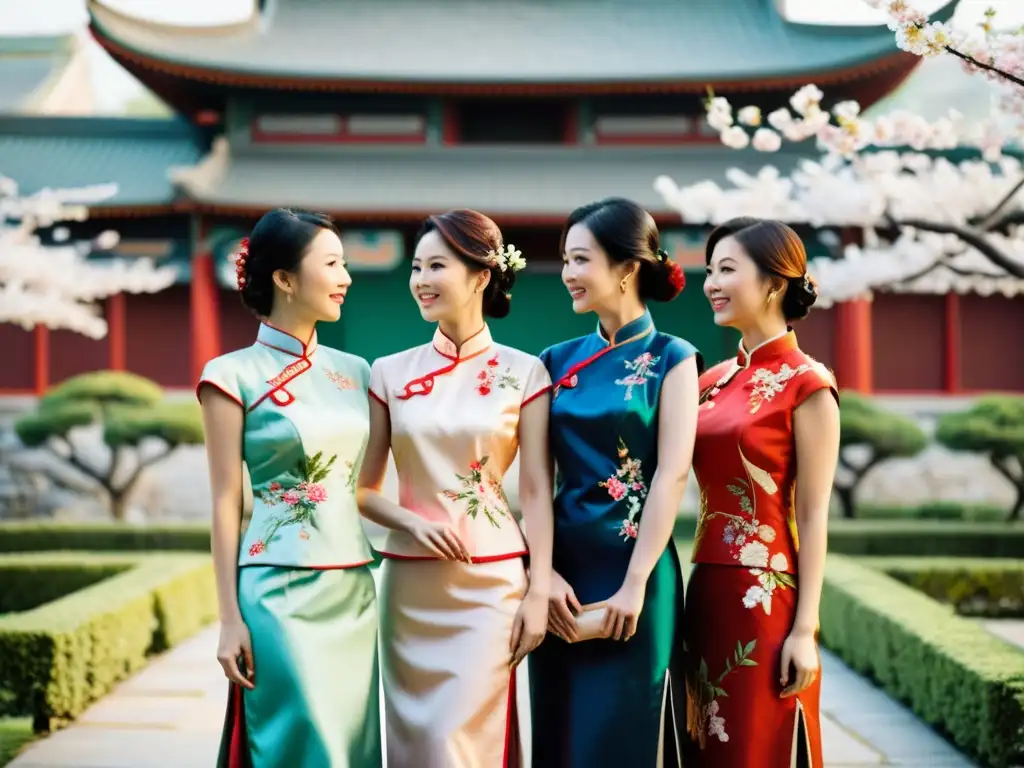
[0,116,204,206]
[88,0,952,91]
[0,35,74,112]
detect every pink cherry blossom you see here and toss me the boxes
[281,489,301,506]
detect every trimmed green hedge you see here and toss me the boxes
[856,501,1006,522]
[863,557,1024,618]
[0,553,216,732]
[824,519,1024,558]
[5,518,1023,559]
[0,522,211,553]
[0,557,132,614]
[820,555,1024,767]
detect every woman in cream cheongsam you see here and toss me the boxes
[198,209,381,768]
[358,209,554,768]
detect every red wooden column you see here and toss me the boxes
[190,225,222,384]
[943,293,962,393]
[107,293,126,371]
[834,298,873,393]
[34,326,49,394]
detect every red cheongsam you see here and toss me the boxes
[684,330,837,768]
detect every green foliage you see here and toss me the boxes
[936,395,1024,457]
[840,391,928,458]
[820,555,1024,767]
[936,396,1024,520]
[103,401,204,448]
[863,557,1024,618]
[13,401,94,447]
[12,371,204,519]
[39,371,163,410]
[0,717,33,767]
[0,553,216,731]
[0,522,211,553]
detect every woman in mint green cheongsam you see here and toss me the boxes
[197,209,381,768]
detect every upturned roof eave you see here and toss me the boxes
[88,0,917,96]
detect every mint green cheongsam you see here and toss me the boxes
[197,322,382,768]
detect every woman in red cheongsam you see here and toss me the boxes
[685,217,840,768]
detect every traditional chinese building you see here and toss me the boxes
[4,0,1014,397]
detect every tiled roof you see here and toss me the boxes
[88,0,950,86]
[0,117,204,206]
[172,142,820,216]
[0,35,73,111]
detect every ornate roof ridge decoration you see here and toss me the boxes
[88,0,921,95]
[170,135,230,199]
[89,0,261,38]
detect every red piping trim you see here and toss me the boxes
[503,670,520,767]
[395,346,490,400]
[225,684,250,768]
[247,357,312,412]
[196,379,244,409]
[368,389,388,407]
[433,326,487,360]
[239,558,375,570]
[380,550,528,563]
[259,322,316,357]
[521,384,552,408]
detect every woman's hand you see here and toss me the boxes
[406,518,471,562]
[779,630,819,697]
[217,619,255,690]
[547,570,581,642]
[601,576,646,642]
[510,590,548,668]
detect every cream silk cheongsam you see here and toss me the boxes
[368,325,551,561]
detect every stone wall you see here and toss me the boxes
[0,393,1015,523]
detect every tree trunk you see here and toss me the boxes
[1009,485,1024,522]
[109,491,129,522]
[835,484,856,519]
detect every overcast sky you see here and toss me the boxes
[0,0,1020,111]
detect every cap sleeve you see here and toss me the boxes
[522,356,553,408]
[197,357,244,409]
[369,358,389,408]
[665,337,704,376]
[793,360,839,409]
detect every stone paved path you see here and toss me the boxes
[9,623,977,768]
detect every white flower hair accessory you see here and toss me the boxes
[486,243,526,273]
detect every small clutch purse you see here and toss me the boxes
[567,601,609,643]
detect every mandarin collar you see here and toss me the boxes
[432,325,492,360]
[597,308,654,347]
[257,323,318,358]
[737,328,796,368]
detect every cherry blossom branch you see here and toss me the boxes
[884,214,1024,278]
[979,174,1024,231]
[943,45,1024,90]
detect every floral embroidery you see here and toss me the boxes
[344,460,357,494]
[252,451,337,551]
[477,355,521,396]
[687,640,758,747]
[600,438,648,540]
[615,352,661,401]
[699,448,793,613]
[441,456,511,527]
[748,363,810,413]
[325,370,357,391]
